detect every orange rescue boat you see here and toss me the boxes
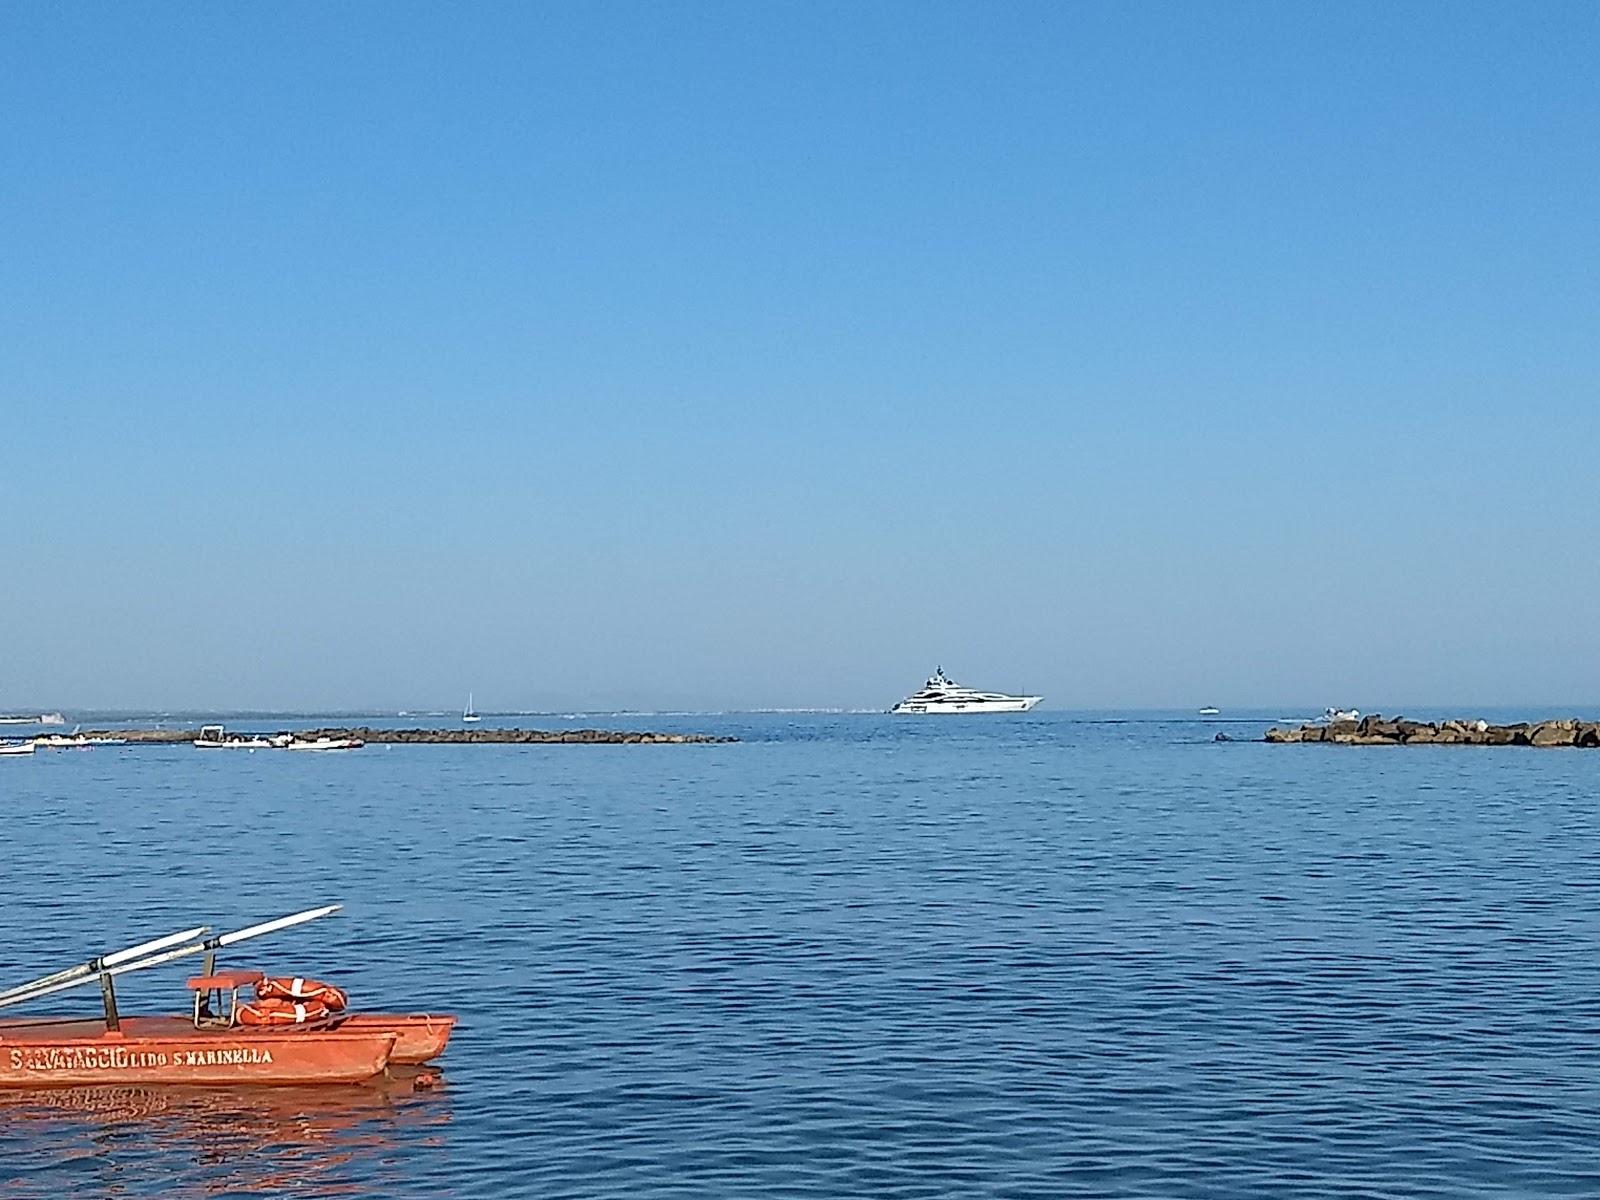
[0,906,457,1089]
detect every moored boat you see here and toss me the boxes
[34,734,91,748]
[285,736,364,752]
[195,724,289,749]
[0,741,36,756]
[34,735,126,748]
[0,906,455,1088]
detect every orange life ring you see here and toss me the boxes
[257,976,349,1011]
[236,996,332,1026]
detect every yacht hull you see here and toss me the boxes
[891,697,1042,714]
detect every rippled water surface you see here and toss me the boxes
[4,711,1600,1197]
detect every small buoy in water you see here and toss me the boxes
[1213,732,1232,742]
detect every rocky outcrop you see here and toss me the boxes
[1265,716,1597,748]
[296,726,735,745]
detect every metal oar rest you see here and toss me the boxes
[187,969,265,1029]
[0,905,340,1033]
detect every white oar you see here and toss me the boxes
[0,905,340,1010]
[0,925,210,1002]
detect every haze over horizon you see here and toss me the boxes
[3,4,1597,714]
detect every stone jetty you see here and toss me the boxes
[80,726,736,746]
[302,726,735,745]
[1266,716,1600,747]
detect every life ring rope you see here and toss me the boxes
[257,975,348,1011]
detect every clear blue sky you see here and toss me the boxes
[2,3,1596,712]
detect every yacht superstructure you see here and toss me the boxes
[890,668,1042,715]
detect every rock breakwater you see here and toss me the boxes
[82,727,736,746]
[300,726,735,745]
[1266,716,1600,747]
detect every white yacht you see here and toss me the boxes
[890,668,1042,715]
[463,693,481,724]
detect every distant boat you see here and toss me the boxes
[0,712,70,727]
[0,741,35,756]
[1198,706,1220,716]
[285,736,363,752]
[36,724,125,748]
[462,693,481,724]
[890,667,1042,714]
[1322,707,1360,722]
[195,724,287,749]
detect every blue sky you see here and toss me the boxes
[1,3,1596,711]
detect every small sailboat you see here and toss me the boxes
[462,693,481,724]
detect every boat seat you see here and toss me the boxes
[186,970,265,991]
[187,971,264,1029]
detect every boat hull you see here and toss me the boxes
[891,697,1042,714]
[0,1017,397,1088]
[340,1013,457,1063]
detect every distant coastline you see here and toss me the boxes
[68,725,736,746]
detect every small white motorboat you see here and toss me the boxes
[0,741,36,756]
[194,724,287,749]
[35,727,126,748]
[1198,706,1220,716]
[285,737,364,752]
[1322,707,1360,722]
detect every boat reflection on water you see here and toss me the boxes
[0,1073,451,1198]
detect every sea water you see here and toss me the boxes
[2,711,1599,1198]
